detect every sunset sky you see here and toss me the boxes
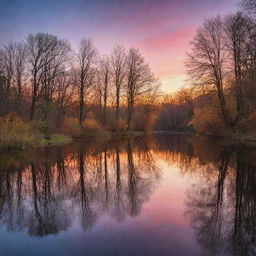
[0,0,238,92]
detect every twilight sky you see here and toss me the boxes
[0,0,238,92]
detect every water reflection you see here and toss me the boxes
[1,135,256,256]
[0,137,159,236]
[183,139,256,256]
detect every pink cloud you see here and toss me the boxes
[138,25,196,50]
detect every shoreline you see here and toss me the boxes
[1,130,256,151]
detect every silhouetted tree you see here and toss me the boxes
[75,39,98,125]
[126,48,155,129]
[110,45,127,127]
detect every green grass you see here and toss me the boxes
[0,129,146,151]
[38,134,72,146]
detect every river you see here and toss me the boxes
[0,135,255,256]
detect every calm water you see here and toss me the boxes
[0,135,255,256]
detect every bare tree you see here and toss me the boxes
[2,42,15,102]
[126,48,155,130]
[26,33,52,120]
[27,33,45,120]
[54,68,75,128]
[186,16,234,127]
[26,33,70,120]
[98,55,111,126]
[224,12,250,119]
[0,49,4,75]
[14,42,27,111]
[0,49,6,116]
[240,0,256,16]
[76,39,98,125]
[93,73,103,122]
[110,46,127,125]
[40,37,70,122]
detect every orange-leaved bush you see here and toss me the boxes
[0,113,40,149]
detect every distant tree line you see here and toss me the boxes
[0,34,159,138]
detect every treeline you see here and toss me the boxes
[154,88,193,132]
[155,1,256,141]
[0,34,159,143]
[2,0,256,145]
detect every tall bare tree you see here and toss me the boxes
[110,46,127,125]
[14,42,27,111]
[186,16,234,127]
[76,39,97,125]
[2,42,15,102]
[26,33,70,120]
[54,69,75,128]
[126,48,155,130]
[40,37,70,121]
[224,12,250,119]
[98,55,111,126]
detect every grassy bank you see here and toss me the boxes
[38,134,73,147]
[0,133,73,150]
[0,114,148,150]
[0,114,73,150]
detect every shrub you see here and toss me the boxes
[134,109,157,133]
[190,106,226,135]
[110,117,127,131]
[83,118,102,131]
[0,113,40,149]
[61,117,82,137]
[82,117,107,136]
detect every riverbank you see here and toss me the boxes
[0,129,147,151]
[0,133,73,151]
[188,132,256,148]
[152,130,256,147]
[0,113,149,150]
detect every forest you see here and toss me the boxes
[1,0,256,148]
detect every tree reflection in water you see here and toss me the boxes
[148,135,256,256]
[183,138,256,256]
[1,134,256,256]
[0,137,159,236]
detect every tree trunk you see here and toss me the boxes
[116,86,120,120]
[30,94,36,120]
[217,86,233,127]
[103,86,107,126]
[79,83,84,125]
